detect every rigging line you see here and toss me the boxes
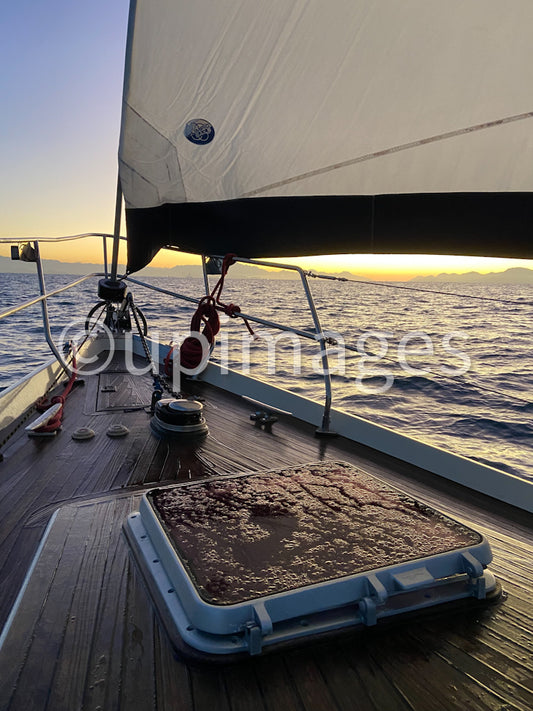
[307,272,532,306]
[241,110,533,197]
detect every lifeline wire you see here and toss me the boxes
[307,272,532,307]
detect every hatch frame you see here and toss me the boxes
[123,462,499,658]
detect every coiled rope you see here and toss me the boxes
[164,254,254,376]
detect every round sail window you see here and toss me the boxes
[184,119,215,145]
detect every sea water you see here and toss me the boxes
[0,272,531,481]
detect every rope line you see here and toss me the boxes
[127,296,180,400]
[34,353,78,433]
[307,272,532,306]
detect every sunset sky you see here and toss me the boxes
[1,1,531,281]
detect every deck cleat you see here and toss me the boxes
[243,395,292,433]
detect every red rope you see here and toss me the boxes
[210,255,254,335]
[164,254,254,376]
[34,356,77,433]
[180,295,222,370]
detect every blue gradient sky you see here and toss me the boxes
[1,1,129,245]
[1,2,531,278]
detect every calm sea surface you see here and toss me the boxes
[1,272,531,480]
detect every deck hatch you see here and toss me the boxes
[96,372,152,411]
[124,461,496,657]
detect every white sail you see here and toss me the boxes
[118,1,533,271]
[119,0,533,208]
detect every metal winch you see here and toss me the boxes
[151,398,208,436]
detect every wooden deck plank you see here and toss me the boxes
[477,625,533,670]
[0,524,44,625]
[420,633,533,706]
[367,632,455,711]
[82,499,132,711]
[443,609,533,677]
[127,432,161,486]
[46,499,127,711]
[338,645,414,711]
[0,508,77,710]
[188,667,231,711]
[489,597,533,629]
[96,371,153,412]
[282,650,341,711]
[112,420,158,487]
[1,481,532,711]
[366,632,502,711]
[253,655,306,711]
[153,624,195,711]
[491,563,533,593]
[310,647,381,711]
[1,505,84,710]
[405,618,533,709]
[119,554,158,710]
[223,662,268,711]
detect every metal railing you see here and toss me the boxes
[0,234,112,375]
[213,255,335,433]
[126,255,336,433]
[1,235,337,432]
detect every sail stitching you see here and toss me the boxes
[241,111,533,198]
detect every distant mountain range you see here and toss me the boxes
[410,267,533,284]
[1,255,532,283]
[0,256,372,281]
[0,256,298,279]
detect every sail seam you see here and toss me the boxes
[121,103,188,203]
[241,111,533,198]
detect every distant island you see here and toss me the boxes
[0,255,532,283]
[409,267,533,284]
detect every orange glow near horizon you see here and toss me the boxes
[1,239,531,281]
[266,254,533,280]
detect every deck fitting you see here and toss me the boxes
[71,427,95,441]
[107,423,129,438]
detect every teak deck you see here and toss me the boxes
[0,354,532,710]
